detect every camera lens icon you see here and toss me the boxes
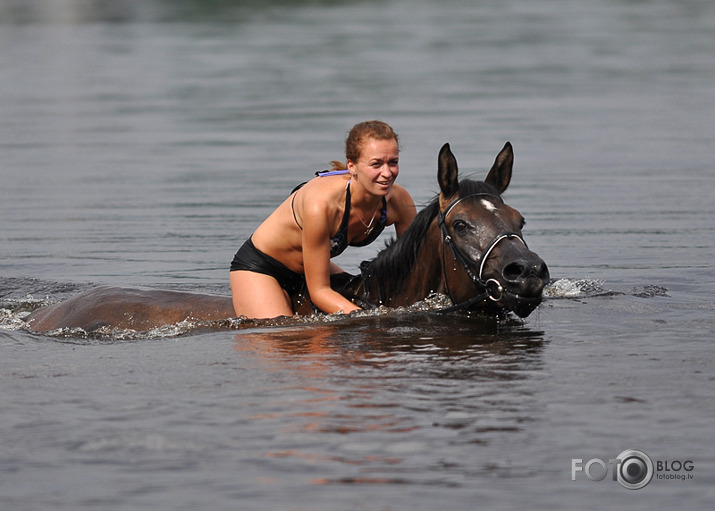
[616,449,653,490]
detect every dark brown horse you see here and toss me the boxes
[26,142,549,333]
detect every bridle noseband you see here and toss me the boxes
[436,193,528,313]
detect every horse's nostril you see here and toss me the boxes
[503,259,549,283]
[503,261,527,281]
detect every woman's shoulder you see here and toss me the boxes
[299,174,349,200]
[387,183,414,206]
[386,183,416,230]
[295,174,349,218]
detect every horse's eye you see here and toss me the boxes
[453,219,468,233]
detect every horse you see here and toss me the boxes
[328,141,549,318]
[26,142,549,333]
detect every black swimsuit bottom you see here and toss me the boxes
[229,237,305,296]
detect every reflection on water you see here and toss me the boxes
[232,314,546,485]
[235,313,545,370]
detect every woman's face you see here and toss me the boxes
[348,137,399,197]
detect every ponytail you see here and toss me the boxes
[329,160,348,171]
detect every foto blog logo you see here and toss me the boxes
[571,449,695,490]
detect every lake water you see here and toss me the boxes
[2,0,715,509]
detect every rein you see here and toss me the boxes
[436,193,527,313]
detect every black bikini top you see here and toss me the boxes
[291,170,388,258]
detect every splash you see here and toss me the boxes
[543,279,669,300]
[543,278,611,298]
[0,294,51,331]
[0,307,31,331]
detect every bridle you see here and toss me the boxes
[436,193,528,313]
[345,192,528,314]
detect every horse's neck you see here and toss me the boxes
[359,223,444,307]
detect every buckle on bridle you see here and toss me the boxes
[484,278,503,301]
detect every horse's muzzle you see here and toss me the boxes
[498,254,550,318]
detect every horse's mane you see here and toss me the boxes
[360,178,500,300]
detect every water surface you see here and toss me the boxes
[1,1,714,509]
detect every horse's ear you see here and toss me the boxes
[484,142,513,194]
[438,143,459,204]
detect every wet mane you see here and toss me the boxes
[360,178,500,299]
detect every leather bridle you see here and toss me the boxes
[436,193,528,313]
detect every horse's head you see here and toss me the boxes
[436,142,549,317]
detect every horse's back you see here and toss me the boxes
[26,286,236,332]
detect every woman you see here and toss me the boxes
[230,120,416,318]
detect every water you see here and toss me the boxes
[2,0,715,509]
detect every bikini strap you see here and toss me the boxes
[291,192,302,230]
[316,169,351,177]
[291,175,351,232]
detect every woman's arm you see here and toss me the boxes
[300,198,361,315]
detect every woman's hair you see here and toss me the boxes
[329,120,399,171]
